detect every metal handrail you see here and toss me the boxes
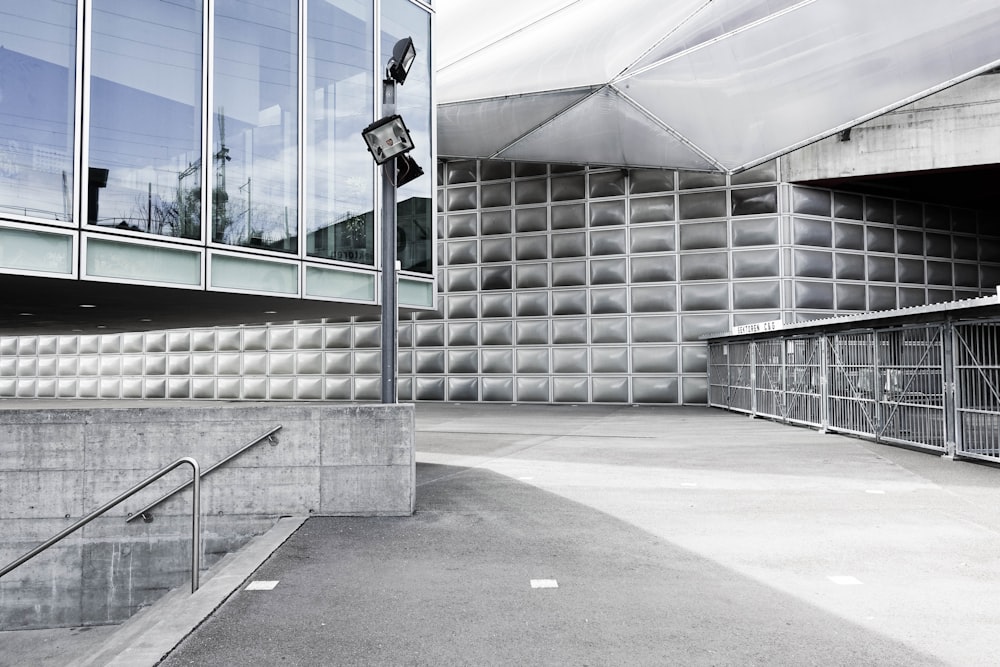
[0,457,202,594]
[126,425,282,524]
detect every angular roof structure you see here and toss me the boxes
[436,0,1000,172]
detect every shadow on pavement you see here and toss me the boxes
[161,462,942,666]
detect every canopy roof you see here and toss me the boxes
[435,0,1000,172]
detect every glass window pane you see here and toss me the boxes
[382,0,432,274]
[306,0,375,265]
[0,1,76,222]
[213,0,298,253]
[88,0,202,239]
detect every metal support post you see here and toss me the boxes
[380,79,398,404]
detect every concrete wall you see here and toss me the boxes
[0,401,413,630]
[784,73,1000,180]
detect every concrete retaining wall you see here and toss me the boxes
[0,401,414,630]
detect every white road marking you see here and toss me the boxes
[246,580,279,590]
[530,579,558,589]
[828,575,863,586]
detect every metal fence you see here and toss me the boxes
[708,318,1000,463]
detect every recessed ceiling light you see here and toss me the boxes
[140,318,152,322]
[79,304,96,308]
[264,310,277,314]
[18,312,34,316]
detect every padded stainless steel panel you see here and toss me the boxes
[679,221,727,250]
[481,293,513,318]
[354,351,380,374]
[481,266,512,290]
[100,378,121,399]
[681,345,708,373]
[732,187,777,216]
[953,236,978,261]
[632,346,678,373]
[296,378,323,400]
[416,350,446,374]
[591,288,628,314]
[57,358,77,376]
[895,200,923,228]
[794,281,835,310]
[927,261,953,285]
[899,287,927,307]
[481,238,512,263]
[680,283,730,311]
[481,160,512,181]
[866,227,895,253]
[448,322,479,346]
[837,284,867,310]
[167,378,190,399]
[678,191,726,220]
[244,329,267,350]
[166,355,190,375]
[792,218,832,248]
[631,285,677,313]
[515,179,548,206]
[898,259,926,284]
[592,348,628,373]
[925,233,951,258]
[630,169,674,194]
[515,321,549,345]
[553,377,588,402]
[122,334,143,354]
[590,318,628,344]
[553,348,588,373]
[630,196,674,224]
[481,210,511,235]
[482,349,513,373]
[516,348,549,373]
[632,377,678,403]
[866,197,893,224]
[482,377,513,401]
[324,378,351,400]
[447,267,478,292]
[834,192,864,220]
[516,377,550,402]
[868,256,896,282]
[590,259,627,285]
[681,377,708,404]
[415,323,446,347]
[217,353,241,375]
[551,203,586,230]
[678,171,726,190]
[592,377,628,402]
[552,319,588,344]
[551,174,585,201]
[590,229,627,255]
[551,232,587,258]
[398,351,413,375]
[269,328,295,350]
[398,323,413,348]
[447,240,478,265]
[589,171,626,198]
[590,201,626,227]
[325,326,352,348]
[551,261,587,287]
[481,322,513,345]
[515,207,548,232]
[633,316,678,343]
[80,336,100,354]
[192,354,216,376]
[552,290,588,315]
[630,225,675,254]
[57,336,78,355]
[447,186,478,211]
[953,209,978,234]
[835,253,866,281]
[731,217,778,247]
[354,324,381,348]
[446,160,478,184]
[448,377,479,401]
[448,350,479,374]
[269,353,295,375]
[481,183,512,208]
[516,263,548,288]
[791,187,831,217]
[416,378,446,401]
[631,256,676,283]
[732,249,779,278]
[243,378,267,399]
[447,295,479,319]
[731,160,776,185]
[679,252,728,281]
[793,250,833,278]
[516,292,549,317]
[834,222,864,250]
[516,236,548,260]
[679,314,728,341]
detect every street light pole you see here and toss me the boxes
[380,78,398,404]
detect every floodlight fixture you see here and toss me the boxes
[387,37,416,85]
[361,114,414,164]
[394,153,424,187]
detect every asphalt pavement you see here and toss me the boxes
[155,404,1000,666]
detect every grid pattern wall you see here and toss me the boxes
[2,159,999,405]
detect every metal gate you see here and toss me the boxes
[954,322,1000,461]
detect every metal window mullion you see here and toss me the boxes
[204,0,215,249]
[78,0,93,239]
[298,0,307,262]
[73,0,87,231]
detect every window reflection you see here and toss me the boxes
[87,0,203,239]
[213,0,298,253]
[0,1,76,222]
[306,0,375,265]
[381,0,433,274]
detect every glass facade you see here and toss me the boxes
[0,1,77,222]
[0,0,435,297]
